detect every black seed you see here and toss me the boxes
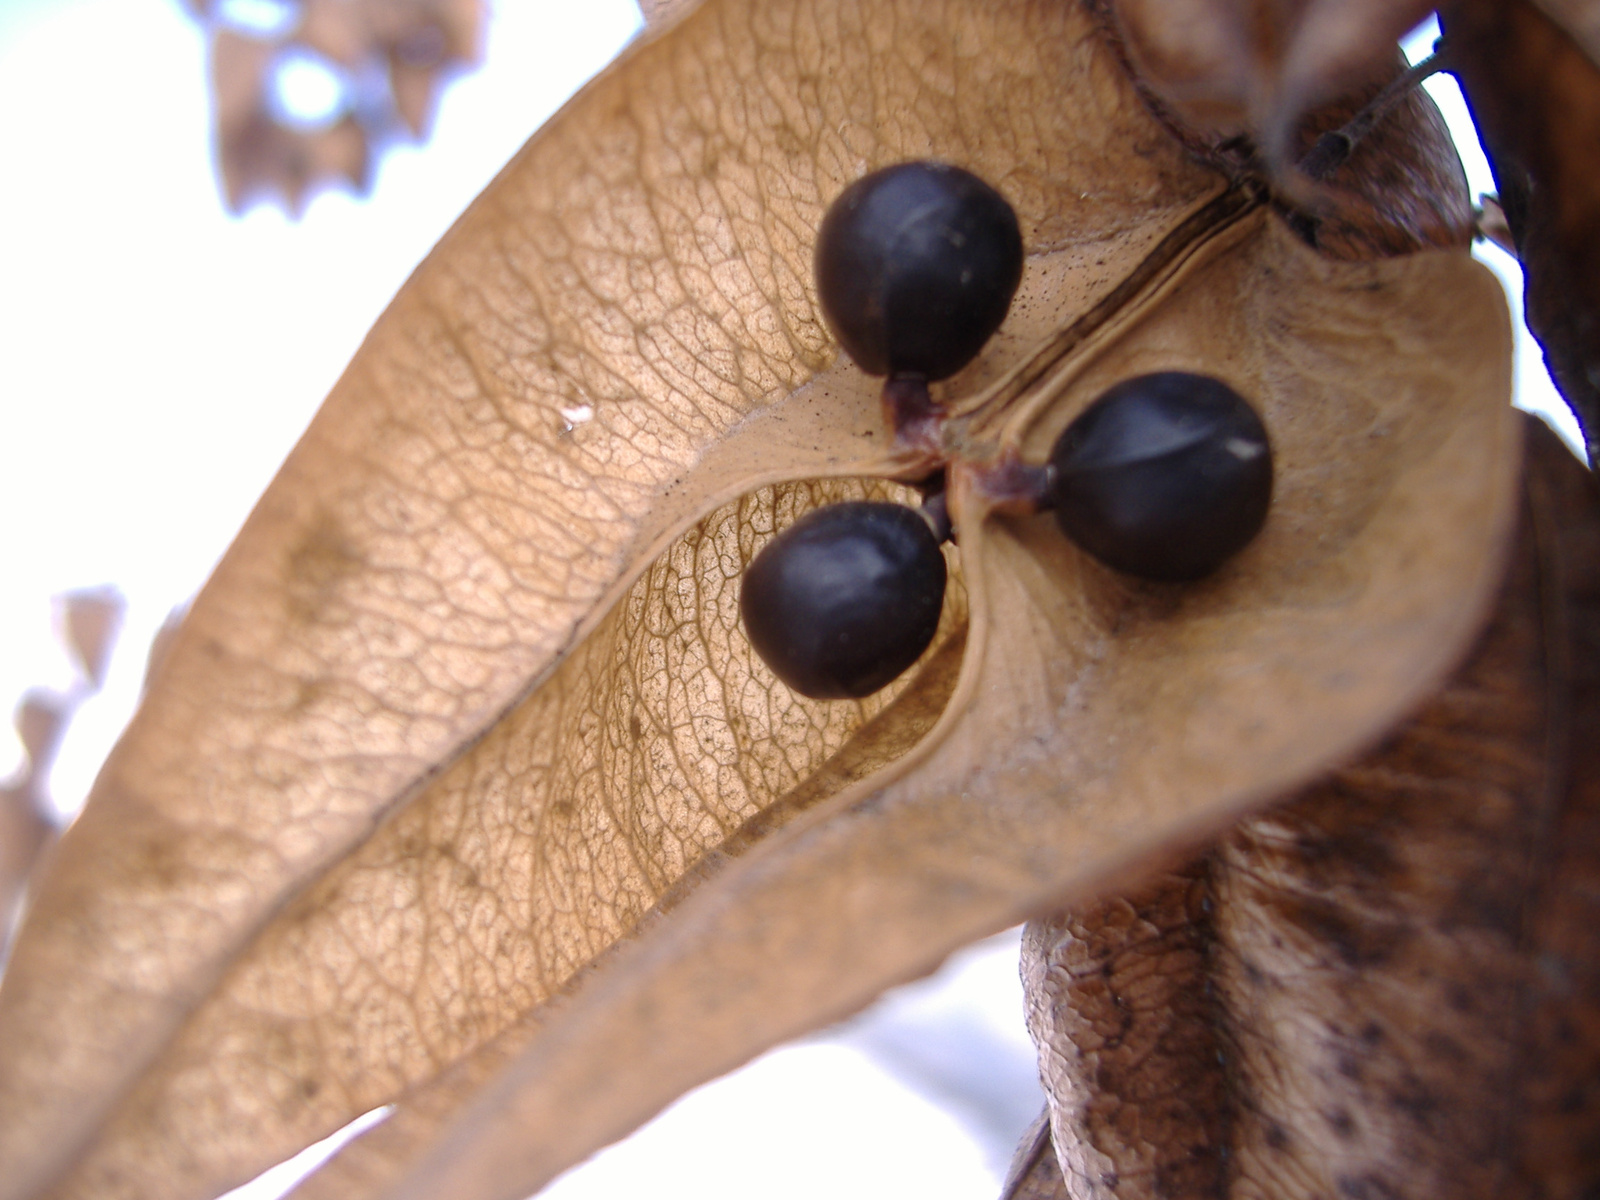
[815,161,1023,381]
[1047,372,1273,581]
[740,501,946,699]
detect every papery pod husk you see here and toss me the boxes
[0,2,1529,1200]
[1021,421,1600,1199]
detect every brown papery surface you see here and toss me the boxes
[1445,0,1600,461]
[368,218,1512,1200]
[0,1,1216,1197]
[1023,423,1600,1198]
[1091,0,1434,146]
[0,3,1518,1200]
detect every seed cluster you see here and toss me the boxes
[740,161,1275,699]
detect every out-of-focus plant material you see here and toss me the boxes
[1023,423,1600,1198]
[0,788,51,947]
[0,589,125,952]
[0,694,66,950]
[1089,0,1434,152]
[1001,1113,1072,1200]
[56,587,124,692]
[1269,74,1471,260]
[12,695,69,793]
[0,3,1519,1200]
[1476,193,1518,257]
[188,0,483,213]
[1085,0,1472,265]
[1531,0,1600,68]
[1444,0,1600,461]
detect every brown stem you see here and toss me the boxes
[969,453,1054,516]
[882,376,945,458]
[1298,48,1450,182]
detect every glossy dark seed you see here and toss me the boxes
[815,161,1024,381]
[740,501,947,699]
[1047,372,1273,582]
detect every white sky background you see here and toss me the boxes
[0,4,1583,1200]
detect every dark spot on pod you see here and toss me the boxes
[1288,823,1403,887]
[1387,1078,1442,1124]
[1290,894,1405,967]
[1047,372,1273,582]
[1559,1084,1590,1114]
[1335,1051,1364,1081]
[740,501,946,699]
[1326,1107,1356,1139]
[1421,1031,1467,1063]
[815,160,1024,381]
[1337,1173,1402,1200]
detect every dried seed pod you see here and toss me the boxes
[740,501,947,699]
[815,160,1024,381]
[1047,372,1273,581]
